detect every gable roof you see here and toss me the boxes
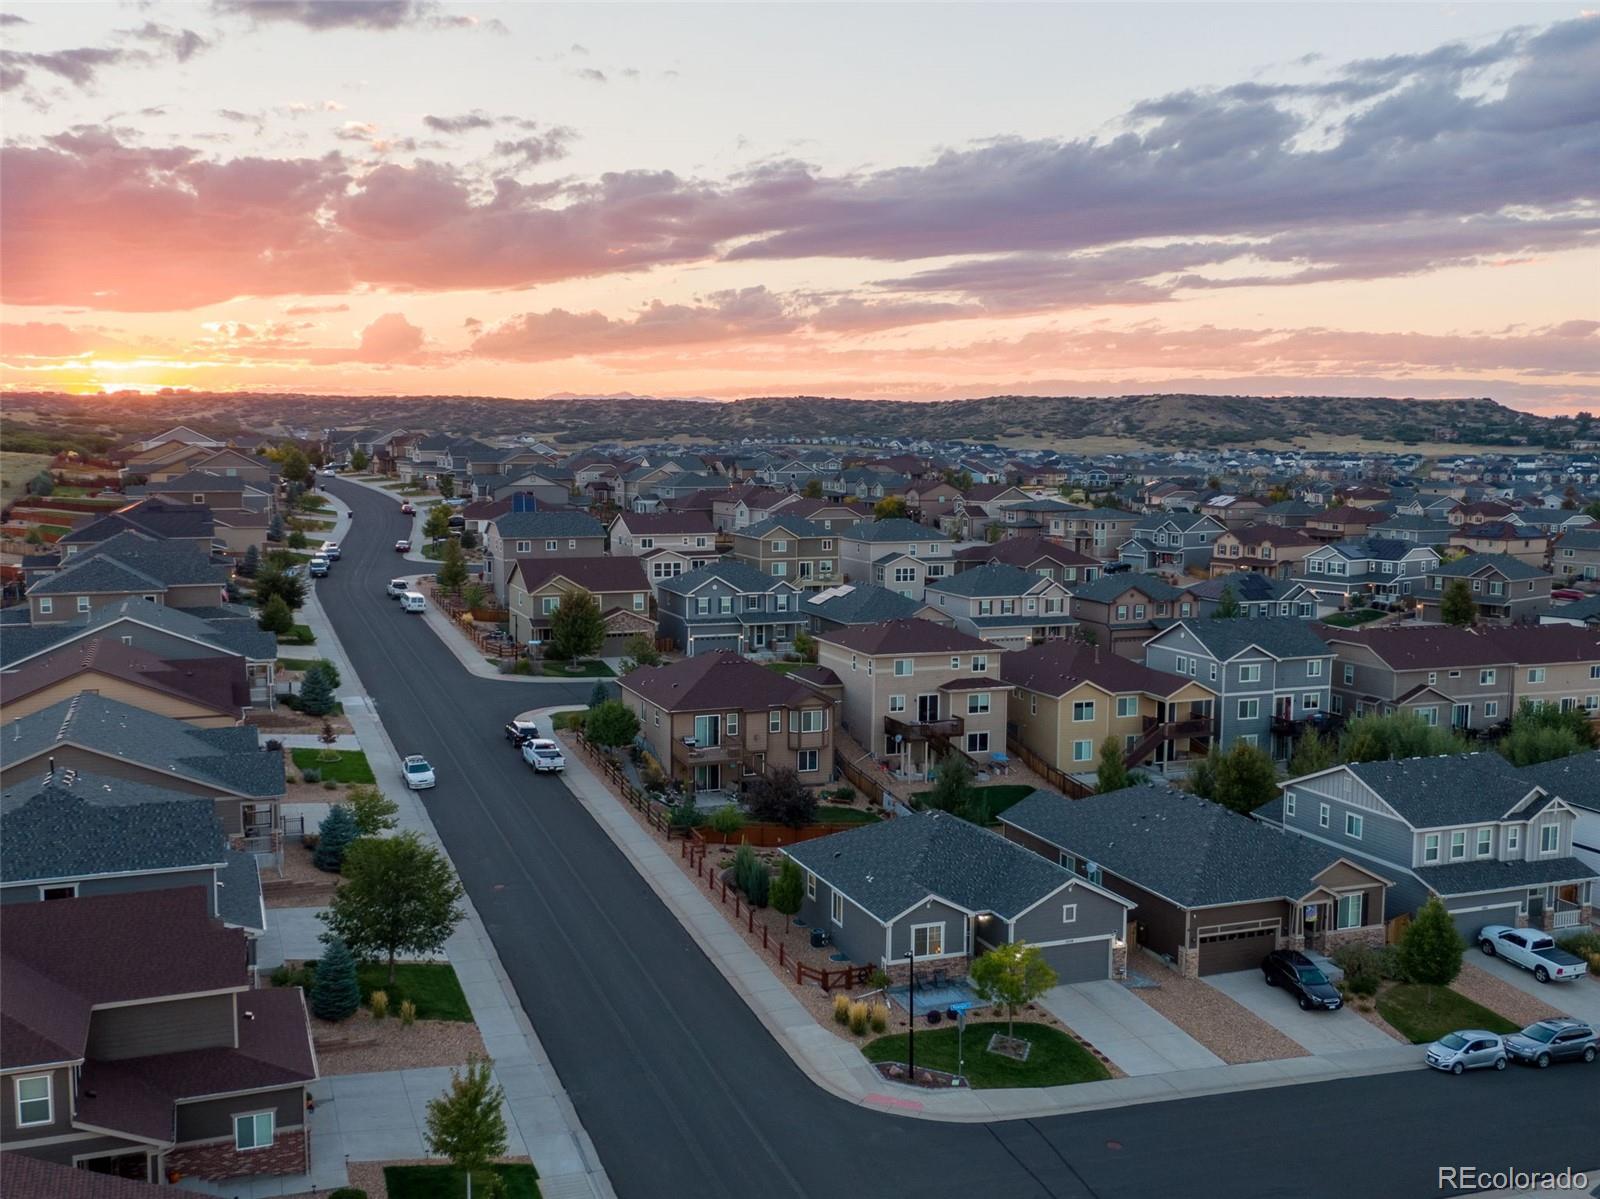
[1516,751,1600,813]
[802,582,923,625]
[1429,552,1549,581]
[1000,786,1386,908]
[841,518,948,544]
[784,810,1099,922]
[925,562,1051,599]
[1338,754,1543,826]
[740,513,830,540]
[491,510,606,539]
[655,558,788,596]
[511,556,649,595]
[1,636,248,718]
[58,500,215,547]
[952,536,1099,570]
[1186,573,1294,603]
[1157,616,1332,661]
[1069,571,1185,605]
[1001,640,1201,699]
[35,532,228,593]
[620,651,822,712]
[816,618,994,656]
[613,510,716,535]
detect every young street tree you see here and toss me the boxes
[1440,577,1477,627]
[583,699,640,753]
[770,857,804,926]
[349,447,370,472]
[320,831,467,984]
[424,503,453,543]
[346,785,400,836]
[549,587,605,662]
[968,942,1058,1038]
[424,1056,508,1199]
[437,472,455,499]
[1398,896,1464,1006]
[436,537,469,594]
[1095,736,1130,794]
[258,593,294,636]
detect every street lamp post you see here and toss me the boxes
[905,949,915,1079]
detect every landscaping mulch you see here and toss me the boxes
[1452,961,1564,1029]
[1130,953,1308,1063]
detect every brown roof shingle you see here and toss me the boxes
[621,652,825,712]
[816,619,995,656]
[1001,639,1202,698]
[512,556,650,596]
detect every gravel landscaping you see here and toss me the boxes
[310,1009,488,1076]
[1449,962,1562,1029]
[1129,954,1308,1063]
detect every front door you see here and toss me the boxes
[752,626,767,649]
[918,694,940,723]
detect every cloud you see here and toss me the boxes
[211,1,481,32]
[283,302,350,315]
[423,110,499,134]
[572,67,607,84]
[122,22,210,63]
[493,126,575,166]
[0,13,30,26]
[0,321,130,358]
[347,311,425,361]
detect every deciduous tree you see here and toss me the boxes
[1440,578,1477,626]
[436,537,469,594]
[1288,726,1338,777]
[584,699,640,753]
[549,588,605,662]
[745,767,817,828]
[346,785,400,836]
[1398,897,1464,1006]
[1095,737,1130,794]
[320,831,466,984]
[969,942,1058,1038]
[424,1056,507,1199]
[1340,711,1463,764]
[873,496,908,520]
[424,503,453,542]
[1497,700,1596,766]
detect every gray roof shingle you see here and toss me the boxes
[1165,617,1333,661]
[1516,750,1600,812]
[842,518,949,544]
[925,562,1047,599]
[802,582,922,625]
[492,510,606,539]
[1342,754,1541,826]
[1413,856,1596,895]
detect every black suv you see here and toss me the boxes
[1502,1018,1597,1068]
[1261,949,1343,1011]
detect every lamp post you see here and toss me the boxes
[905,948,915,1080]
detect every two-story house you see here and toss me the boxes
[1368,514,1455,548]
[1187,573,1337,621]
[1,636,249,726]
[922,563,1073,650]
[620,652,835,795]
[1002,641,1215,778]
[654,559,805,656]
[1197,494,1268,528]
[54,499,216,559]
[996,497,1081,539]
[802,581,946,636]
[1207,525,1318,580]
[1449,520,1549,567]
[839,519,953,601]
[1061,508,1142,561]
[0,888,316,1185]
[1143,618,1335,758]
[1296,538,1440,611]
[483,510,606,604]
[24,532,231,624]
[1417,553,1553,625]
[951,484,1033,540]
[952,536,1102,585]
[1552,528,1600,581]
[1066,572,1200,660]
[506,556,654,652]
[731,514,840,590]
[609,510,718,558]
[769,495,871,532]
[1304,505,1389,543]
[815,620,1009,776]
[1263,754,1597,938]
[1119,512,1225,576]
[710,485,788,533]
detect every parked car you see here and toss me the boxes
[1478,925,1589,983]
[402,754,436,790]
[401,502,415,515]
[1502,1019,1597,1068]
[520,738,567,772]
[504,716,540,744]
[1261,949,1343,1011]
[1424,1030,1507,1074]
[323,541,341,560]
[308,555,329,578]
[395,538,411,553]
[400,591,426,613]
[387,578,409,599]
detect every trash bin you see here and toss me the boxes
[810,927,830,949]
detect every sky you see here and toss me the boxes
[1,1,1597,411]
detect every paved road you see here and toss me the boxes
[318,479,1600,1199]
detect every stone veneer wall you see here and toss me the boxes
[167,1127,307,1183]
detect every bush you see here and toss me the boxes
[745,864,770,908]
[324,780,338,790]
[870,1002,888,1033]
[868,968,891,992]
[732,844,759,893]
[328,1189,369,1199]
[833,993,851,1025]
[259,593,294,636]
[301,767,322,784]
[503,657,535,676]
[370,989,390,1020]
[1331,943,1384,997]
[848,1000,870,1036]
[399,999,417,1026]
[709,804,744,837]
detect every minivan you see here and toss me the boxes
[400,591,426,613]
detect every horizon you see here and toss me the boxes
[2,3,1597,413]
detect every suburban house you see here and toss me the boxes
[619,652,835,795]
[1000,786,1391,976]
[1553,528,1600,581]
[951,484,1032,539]
[0,636,249,726]
[731,514,840,590]
[24,533,231,624]
[638,544,722,588]
[769,495,871,532]
[1369,515,1455,547]
[483,510,606,604]
[1119,512,1225,575]
[952,536,1102,585]
[782,812,1134,984]
[802,582,946,636]
[137,471,273,518]
[1142,618,1335,758]
[1260,499,1323,528]
[1187,573,1336,621]
[1207,525,1318,579]
[506,556,654,652]
[0,694,286,849]
[55,500,217,559]
[1065,573,1201,660]
[922,563,1074,649]
[1524,753,1600,875]
[1449,520,1549,566]
[1416,553,1553,625]
[1059,508,1142,561]
[1320,624,1600,729]
[608,511,718,557]
[1,769,265,944]
[996,497,1081,538]
[0,889,316,1185]
[839,519,954,601]
[654,559,805,656]
[1304,505,1389,543]
[1261,754,1597,937]
[815,620,1009,774]
[1197,495,1267,528]
[1295,538,1440,612]
[710,485,788,533]
[1001,641,1216,777]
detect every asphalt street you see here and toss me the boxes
[318,478,1600,1199]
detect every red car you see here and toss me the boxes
[400,502,415,515]
[394,539,411,553]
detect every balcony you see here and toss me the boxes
[671,737,745,768]
[885,714,964,741]
[1125,715,1216,767]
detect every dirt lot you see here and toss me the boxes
[0,451,53,509]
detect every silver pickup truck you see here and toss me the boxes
[1478,925,1588,983]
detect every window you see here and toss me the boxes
[1319,803,1330,829]
[726,712,739,736]
[1285,792,1297,817]
[967,692,991,715]
[1336,893,1364,930]
[1418,706,1439,727]
[1476,827,1493,858]
[1239,663,1261,683]
[965,731,990,753]
[1237,698,1260,720]
[1072,700,1095,722]
[1115,604,1128,621]
[234,1111,274,1151]
[972,655,989,673]
[1507,826,1520,853]
[772,562,788,577]
[1423,833,1440,863]
[772,540,788,554]
[806,871,816,899]
[1479,668,1497,686]
[38,597,52,614]
[769,710,782,733]
[1540,823,1559,854]
[516,540,531,553]
[893,659,914,677]
[1345,812,1363,840]
[695,596,711,616]
[569,539,578,550]
[1450,830,1467,860]
[912,923,945,956]
[546,539,559,552]
[1484,701,1499,719]
[1343,664,1355,685]
[14,1075,51,1127]
[1528,668,1546,684]
[830,890,844,926]
[633,593,646,612]
[1116,696,1138,719]
[1061,904,1078,924]
[76,596,91,613]
[1302,694,1320,711]
[799,708,826,733]
[1072,740,1093,762]
[798,749,819,773]
[1307,660,1323,678]
[542,596,560,616]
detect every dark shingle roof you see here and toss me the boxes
[1414,856,1596,895]
[1342,754,1539,825]
[802,582,922,625]
[656,558,788,596]
[1187,573,1293,603]
[740,513,829,540]
[0,598,277,668]
[1002,640,1199,698]
[1069,572,1186,604]
[620,651,822,712]
[1166,617,1333,661]
[842,518,948,543]
[1430,552,1549,581]
[492,510,606,539]
[1000,786,1383,908]
[1515,750,1600,813]
[28,554,165,596]
[784,810,1087,921]
[816,618,993,656]
[215,848,265,931]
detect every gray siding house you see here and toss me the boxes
[654,560,805,656]
[483,510,606,604]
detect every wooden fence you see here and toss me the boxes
[1005,737,1095,799]
[836,754,886,807]
[690,821,865,849]
[431,586,520,660]
[574,733,674,836]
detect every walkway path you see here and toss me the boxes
[1040,981,1225,1076]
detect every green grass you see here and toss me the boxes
[549,709,588,730]
[358,962,473,1022]
[279,624,317,646]
[816,804,882,824]
[911,783,1035,821]
[290,748,375,784]
[540,660,615,678]
[420,540,449,560]
[1322,607,1387,628]
[386,1163,538,1199]
[277,658,320,672]
[1376,983,1518,1044]
[862,1021,1110,1089]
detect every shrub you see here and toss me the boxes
[369,989,390,1020]
[868,968,891,993]
[833,993,851,1025]
[302,832,320,851]
[300,767,322,784]
[1331,943,1383,997]
[745,864,770,908]
[324,780,338,790]
[313,805,358,873]
[328,1189,369,1199]
[259,593,294,635]
[709,804,745,838]
[399,999,417,1026]
[640,757,667,793]
[832,785,855,802]
[870,1002,888,1033]
[733,844,759,896]
[504,657,535,676]
[848,1000,870,1036]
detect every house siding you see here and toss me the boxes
[174,1086,305,1144]
[1,867,217,907]
[1011,881,1125,948]
[0,1066,76,1141]
[797,878,883,966]
[87,993,237,1062]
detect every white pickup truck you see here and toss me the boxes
[1478,925,1588,983]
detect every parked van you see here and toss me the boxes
[308,555,330,578]
[400,591,426,613]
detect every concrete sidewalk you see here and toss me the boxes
[1040,981,1224,1075]
[543,707,1425,1122]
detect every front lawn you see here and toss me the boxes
[358,962,473,1021]
[386,1163,539,1199]
[862,1020,1110,1089]
[290,748,376,784]
[1376,983,1518,1044]
[279,624,316,646]
[549,709,588,730]
[277,657,319,672]
[816,804,882,825]
[1322,607,1387,628]
[540,660,616,677]
[763,661,810,675]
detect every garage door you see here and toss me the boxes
[1197,927,1277,975]
[1451,907,1518,944]
[1041,939,1110,984]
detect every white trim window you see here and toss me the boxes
[1238,663,1262,684]
[1336,893,1364,929]
[1072,700,1095,722]
[38,597,52,614]
[1540,823,1559,854]
[806,871,816,899]
[1238,698,1260,720]
[967,693,991,715]
[76,596,91,613]
[1449,830,1467,860]
[1061,904,1077,924]
[965,731,990,753]
[830,890,845,926]
[1285,792,1296,818]
[769,710,782,733]
[1115,696,1138,719]
[889,695,906,713]
[1306,660,1323,678]
[1476,827,1493,858]
[14,1074,52,1127]
[1318,803,1329,829]
[797,748,819,773]
[1072,739,1093,762]
[1507,826,1520,853]
[234,1110,274,1151]
[1345,812,1363,840]
[893,658,914,677]
[1423,833,1440,863]
[911,922,945,956]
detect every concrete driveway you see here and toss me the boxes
[1469,946,1600,1024]
[1205,970,1395,1054]
[1040,980,1224,1076]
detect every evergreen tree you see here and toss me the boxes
[588,680,610,708]
[240,543,260,578]
[1398,897,1464,1006]
[922,751,975,815]
[1192,741,1279,813]
[310,936,361,1021]
[1212,583,1241,619]
[770,857,804,922]
[424,1057,507,1199]
[299,662,337,716]
[258,593,294,636]
[1288,726,1338,777]
[268,511,284,542]
[1440,578,1477,626]
[437,472,455,499]
[29,470,54,496]
[549,588,605,662]
[1095,736,1130,793]
[436,537,469,594]
[314,804,359,872]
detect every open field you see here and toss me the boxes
[0,452,53,509]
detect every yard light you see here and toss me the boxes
[905,948,915,1079]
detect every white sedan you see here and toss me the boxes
[402,754,436,790]
[520,739,566,773]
